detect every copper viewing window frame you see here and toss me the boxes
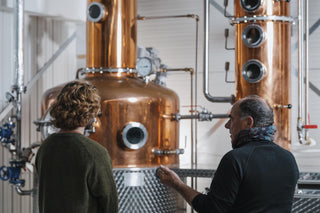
[242,59,266,83]
[122,122,148,150]
[87,2,106,23]
[242,24,265,48]
[240,0,262,12]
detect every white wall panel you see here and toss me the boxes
[0,9,15,213]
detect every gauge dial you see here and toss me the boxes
[136,57,153,77]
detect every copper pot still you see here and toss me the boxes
[234,0,292,149]
[41,0,180,168]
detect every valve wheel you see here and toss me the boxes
[0,166,10,181]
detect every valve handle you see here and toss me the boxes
[274,104,292,109]
[0,127,5,140]
[0,125,14,141]
[304,125,318,129]
[0,166,10,181]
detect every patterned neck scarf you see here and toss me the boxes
[233,125,277,149]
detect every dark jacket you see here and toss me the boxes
[192,140,299,213]
[36,133,118,213]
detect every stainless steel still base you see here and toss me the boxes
[113,168,320,213]
[113,168,185,213]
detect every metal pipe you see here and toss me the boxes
[194,15,199,172]
[298,180,320,185]
[179,114,199,120]
[297,0,304,144]
[137,14,199,21]
[152,148,184,155]
[162,68,194,74]
[13,0,25,160]
[191,73,195,168]
[33,173,39,213]
[15,184,33,196]
[14,0,24,91]
[304,0,309,142]
[175,113,229,121]
[203,0,234,103]
[193,17,199,195]
[161,67,196,171]
[161,66,196,169]
[294,193,320,199]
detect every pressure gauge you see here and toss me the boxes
[136,57,153,77]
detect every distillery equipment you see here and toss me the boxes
[41,0,180,168]
[232,0,293,149]
[39,0,182,212]
[1,0,320,213]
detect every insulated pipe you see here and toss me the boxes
[13,0,25,160]
[203,0,234,103]
[14,0,24,91]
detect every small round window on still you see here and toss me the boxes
[87,2,106,23]
[242,24,265,48]
[242,59,265,83]
[122,122,148,150]
[240,0,262,12]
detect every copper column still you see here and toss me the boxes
[233,0,292,149]
[41,0,180,168]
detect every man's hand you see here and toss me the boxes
[156,165,183,189]
[156,165,201,207]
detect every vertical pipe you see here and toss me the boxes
[191,73,194,169]
[203,0,210,101]
[304,0,309,141]
[194,16,199,180]
[203,0,234,103]
[297,0,304,143]
[14,0,24,89]
[13,0,25,159]
[191,16,199,205]
[33,173,39,213]
[190,72,195,208]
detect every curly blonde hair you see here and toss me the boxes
[50,81,101,130]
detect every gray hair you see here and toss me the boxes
[238,95,274,127]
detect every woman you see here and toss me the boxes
[36,81,118,213]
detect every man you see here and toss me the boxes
[157,95,299,213]
[36,81,118,213]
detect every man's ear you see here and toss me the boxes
[246,116,254,128]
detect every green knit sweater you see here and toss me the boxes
[36,133,118,213]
